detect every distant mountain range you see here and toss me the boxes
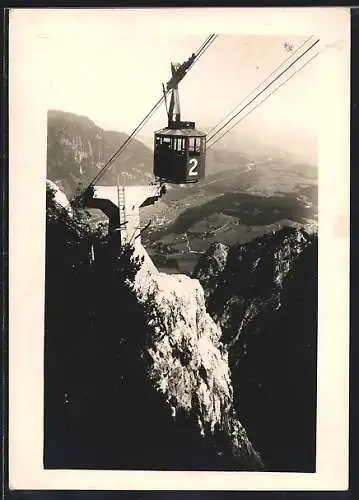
[47,110,154,197]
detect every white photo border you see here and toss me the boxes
[8,6,350,491]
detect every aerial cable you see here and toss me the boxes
[207,51,319,150]
[104,35,217,172]
[207,37,319,144]
[186,34,218,72]
[196,33,216,54]
[207,50,319,151]
[75,33,218,199]
[103,33,217,159]
[90,34,217,180]
[182,33,217,65]
[207,35,314,137]
[86,34,217,186]
[194,34,218,62]
[86,95,166,190]
[206,37,319,145]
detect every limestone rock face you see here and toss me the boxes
[138,273,229,429]
[193,227,313,345]
[133,270,263,470]
[192,242,230,299]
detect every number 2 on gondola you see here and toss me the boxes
[188,158,198,176]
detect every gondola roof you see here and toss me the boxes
[155,127,206,137]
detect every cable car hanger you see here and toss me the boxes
[166,53,196,91]
[165,54,197,129]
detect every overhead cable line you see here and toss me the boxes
[207,50,319,151]
[76,33,218,199]
[89,34,217,185]
[193,33,218,63]
[206,37,319,146]
[207,35,314,138]
[86,94,165,189]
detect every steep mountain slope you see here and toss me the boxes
[47,110,154,197]
[193,227,318,472]
[132,269,263,470]
[44,186,263,471]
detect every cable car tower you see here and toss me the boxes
[154,55,206,184]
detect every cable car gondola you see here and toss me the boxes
[154,59,206,185]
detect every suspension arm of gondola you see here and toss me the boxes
[166,53,196,90]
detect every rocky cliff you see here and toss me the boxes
[133,270,263,470]
[47,110,154,197]
[45,183,317,472]
[44,188,263,470]
[193,227,318,472]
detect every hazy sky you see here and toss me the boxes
[15,9,324,163]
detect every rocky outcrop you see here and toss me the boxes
[193,227,318,472]
[132,270,263,470]
[192,242,229,299]
[193,227,313,345]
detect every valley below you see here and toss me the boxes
[140,155,317,274]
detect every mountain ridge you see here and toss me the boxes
[47,109,154,197]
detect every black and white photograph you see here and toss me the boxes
[8,7,350,491]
